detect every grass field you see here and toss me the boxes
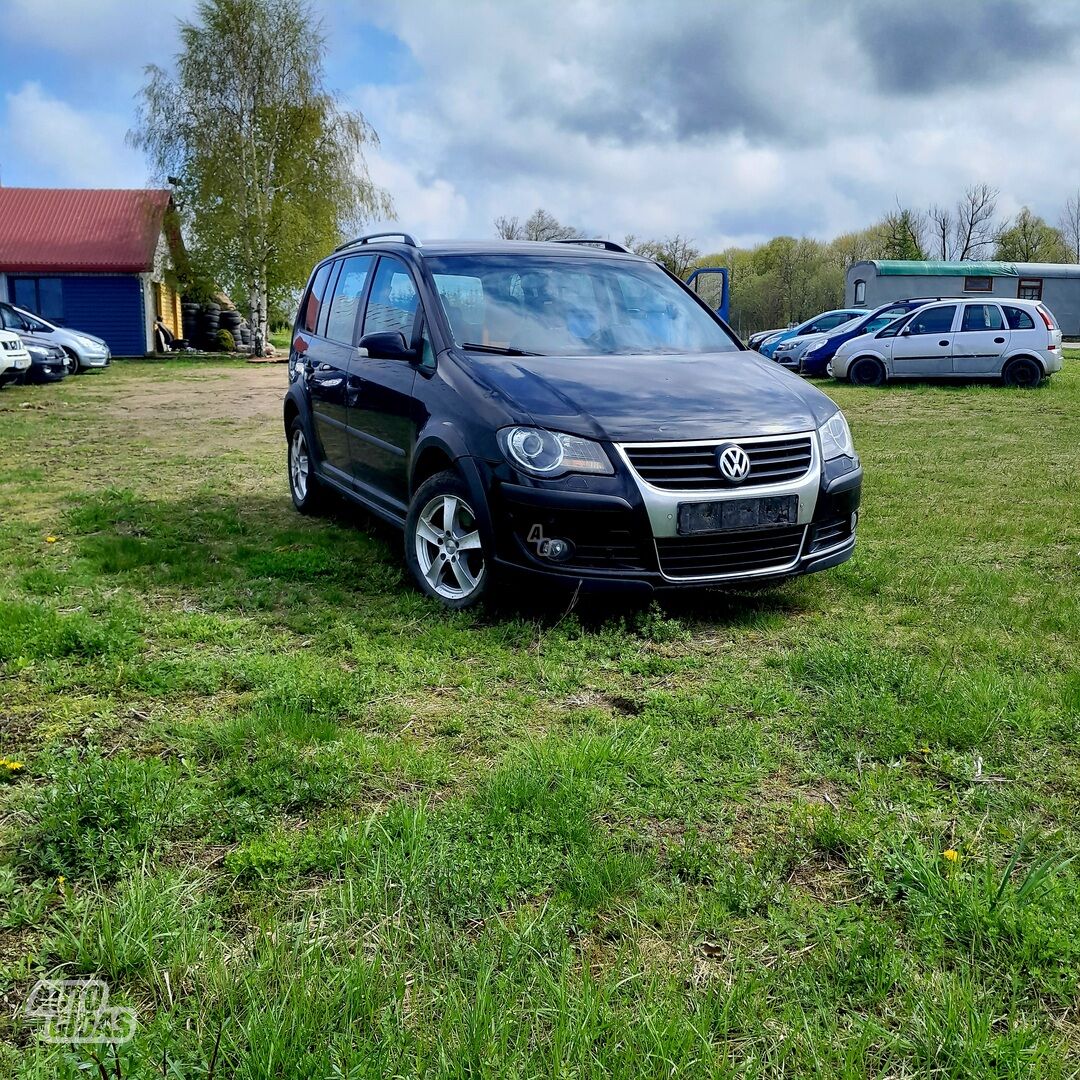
[1,353,1078,1077]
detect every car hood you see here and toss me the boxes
[833,331,876,355]
[457,349,837,441]
[21,334,63,353]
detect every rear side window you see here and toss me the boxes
[301,263,332,334]
[907,305,956,335]
[810,313,853,332]
[961,304,1005,332]
[325,256,375,343]
[1002,305,1035,330]
[363,259,420,338]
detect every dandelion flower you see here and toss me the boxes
[46,536,57,543]
[943,849,960,862]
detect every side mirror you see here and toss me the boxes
[358,330,416,361]
[900,325,913,336]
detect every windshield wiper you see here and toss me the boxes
[460,342,540,356]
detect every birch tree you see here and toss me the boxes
[131,0,391,353]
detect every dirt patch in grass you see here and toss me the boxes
[101,364,287,430]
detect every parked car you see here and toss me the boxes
[748,326,788,351]
[21,334,69,383]
[798,298,962,377]
[830,298,1063,387]
[284,234,862,608]
[758,309,867,358]
[0,328,32,387]
[0,302,110,373]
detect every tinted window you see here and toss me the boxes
[325,256,374,343]
[961,304,1005,331]
[1018,278,1042,300]
[853,280,865,304]
[812,313,856,332]
[301,263,332,334]
[363,259,420,339]
[865,314,899,332]
[1002,305,1035,330]
[907,306,956,335]
[964,276,992,292]
[0,304,22,331]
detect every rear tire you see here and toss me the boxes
[849,356,886,387]
[287,418,324,514]
[1002,356,1042,388]
[405,471,490,609]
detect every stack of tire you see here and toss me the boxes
[181,301,200,347]
[219,308,243,351]
[198,303,221,350]
[238,324,252,349]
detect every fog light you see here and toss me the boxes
[540,537,572,562]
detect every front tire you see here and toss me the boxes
[405,471,489,609]
[287,418,324,513]
[849,356,886,387]
[62,349,81,376]
[1002,356,1043,388]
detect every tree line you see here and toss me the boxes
[497,187,1080,337]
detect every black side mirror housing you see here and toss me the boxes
[358,330,416,361]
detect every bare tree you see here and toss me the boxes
[493,208,577,242]
[523,208,577,242]
[494,215,523,240]
[926,204,952,260]
[1059,189,1080,263]
[952,183,998,260]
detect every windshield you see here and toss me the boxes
[424,254,741,356]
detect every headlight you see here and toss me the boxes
[818,411,854,460]
[498,426,613,477]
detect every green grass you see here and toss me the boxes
[1,353,1078,1077]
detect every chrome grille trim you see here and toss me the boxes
[622,432,814,491]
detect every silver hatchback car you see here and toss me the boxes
[830,298,1064,387]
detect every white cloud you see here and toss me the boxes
[2,82,146,188]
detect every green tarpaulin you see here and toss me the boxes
[873,261,1019,277]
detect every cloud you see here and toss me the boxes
[851,0,1076,94]
[2,82,146,188]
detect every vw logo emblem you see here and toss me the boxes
[716,443,751,484]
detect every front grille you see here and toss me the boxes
[655,524,806,579]
[623,436,813,491]
[809,517,853,552]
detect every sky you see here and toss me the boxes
[2,0,1080,253]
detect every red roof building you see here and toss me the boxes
[0,187,185,355]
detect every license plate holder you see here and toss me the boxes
[677,495,798,535]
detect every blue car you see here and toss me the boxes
[800,297,961,377]
[759,308,867,358]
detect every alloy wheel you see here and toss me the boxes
[290,428,309,501]
[413,493,485,601]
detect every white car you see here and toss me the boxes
[0,328,32,386]
[830,298,1064,387]
[0,301,110,373]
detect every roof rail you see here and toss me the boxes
[334,231,419,252]
[552,238,631,253]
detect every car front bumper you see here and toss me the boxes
[79,351,111,368]
[484,445,862,594]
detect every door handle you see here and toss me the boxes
[939,340,950,346]
[994,337,1005,344]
